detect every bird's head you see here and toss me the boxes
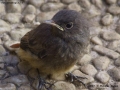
[45,9,90,45]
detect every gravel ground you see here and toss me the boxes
[0,0,120,90]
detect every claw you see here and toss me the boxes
[36,69,54,90]
[65,72,87,87]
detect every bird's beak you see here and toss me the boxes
[45,20,64,31]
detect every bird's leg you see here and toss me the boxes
[36,69,54,90]
[65,72,87,87]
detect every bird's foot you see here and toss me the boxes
[36,69,54,90]
[37,77,54,90]
[65,72,87,87]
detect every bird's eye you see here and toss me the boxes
[65,22,73,29]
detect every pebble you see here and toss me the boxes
[1,33,11,42]
[29,0,44,7]
[3,55,20,65]
[36,11,56,22]
[0,19,11,35]
[7,66,18,75]
[93,56,110,70]
[67,2,82,12]
[116,25,120,34]
[78,54,91,65]
[0,57,4,63]
[23,14,35,23]
[80,64,97,76]
[115,56,120,66]
[83,5,101,18]
[9,28,30,41]
[101,13,113,26]
[0,70,6,79]
[0,4,5,14]
[6,3,21,13]
[106,0,117,4]
[96,71,110,84]
[52,81,76,90]
[18,61,32,74]
[61,0,76,4]
[90,51,99,59]
[78,0,91,9]
[101,31,120,41]
[3,13,20,24]
[0,63,4,69]
[114,82,120,90]
[91,0,103,9]
[93,45,120,59]
[23,5,36,14]
[40,2,64,12]
[4,40,20,51]
[18,85,32,90]
[108,67,120,81]
[72,70,94,84]
[0,45,6,56]
[107,40,120,51]
[91,36,103,45]
[0,83,16,90]
[4,75,29,86]
[108,5,120,15]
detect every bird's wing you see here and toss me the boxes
[20,23,52,59]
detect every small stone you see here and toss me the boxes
[90,51,99,59]
[101,31,120,41]
[18,85,32,90]
[108,67,120,81]
[36,11,56,22]
[91,0,103,9]
[106,0,117,4]
[0,45,6,56]
[4,75,29,86]
[93,45,120,59]
[18,61,32,74]
[78,0,91,9]
[82,5,101,18]
[3,55,20,65]
[72,70,94,84]
[93,56,110,70]
[40,3,64,12]
[23,5,36,14]
[23,14,35,23]
[115,56,120,66]
[67,2,81,12]
[96,71,110,84]
[3,13,20,24]
[4,40,20,51]
[91,36,103,45]
[116,25,120,34]
[6,2,21,13]
[0,4,5,14]
[47,0,60,3]
[80,64,97,76]
[29,0,44,7]
[78,54,91,65]
[0,83,16,90]
[114,82,120,90]
[108,5,120,15]
[0,57,4,63]
[0,19,11,35]
[7,66,18,75]
[101,13,113,26]
[0,63,4,69]
[9,28,30,41]
[61,0,76,4]
[0,70,6,79]
[28,68,39,79]
[1,33,11,42]
[107,40,120,51]
[52,81,76,90]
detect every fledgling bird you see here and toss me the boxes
[11,9,90,89]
